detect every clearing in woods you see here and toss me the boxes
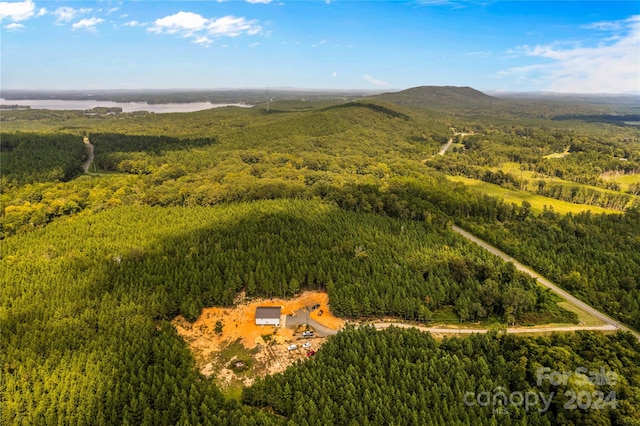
[600,172,640,192]
[446,175,620,215]
[173,291,344,394]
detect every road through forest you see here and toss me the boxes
[437,130,474,156]
[287,228,637,340]
[372,322,616,335]
[82,138,94,173]
[450,225,640,341]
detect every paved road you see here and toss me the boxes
[451,225,640,341]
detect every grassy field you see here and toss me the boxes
[447,175,620,215]
[542,149,570,159]
[489,162,639,207]
[600,173,640,192]
[491,161,532,175]
[556,301,607,327]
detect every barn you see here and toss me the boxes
[255,306,282,326]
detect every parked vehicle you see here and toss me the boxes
[306,350,316,357]
[287,344,297,351]
[302,331,314,337]
[302,342,311,348]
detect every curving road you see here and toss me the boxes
[285,308,338,337]
[451,225,639,341]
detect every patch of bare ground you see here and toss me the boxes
[172,291,345,391]
[600,170,639,178]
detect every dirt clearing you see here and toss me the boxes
[172,291,345,391]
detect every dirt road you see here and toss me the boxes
[437,130,473,156]
[285,308,339,337]
[82,138,94,173]
[372,322,617,335]
[437,138,454,156]
[451,225,639,341]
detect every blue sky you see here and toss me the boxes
[1,1,638,93]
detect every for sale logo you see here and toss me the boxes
[463,366,618,415]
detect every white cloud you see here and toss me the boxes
[312,39,327,47]
[4,22,25,31]
[53,6,92,24]
[0,0,35,22]
[149,11,262,45]
[332,71,337,78]
[149,11,208,35]
[363,74,391,87]
[208,16,261,37]
[502,15,640,93]
[584,21,621,32]
[194,36,213,46]
[247,0,272,3]
[53,6,76,22]
[54,7,76,22]
[583,17,629,32]
[72,17,104,32]
[122,20,144,27]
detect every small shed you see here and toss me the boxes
[255,306,282,326]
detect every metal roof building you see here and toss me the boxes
[255,306,282,326]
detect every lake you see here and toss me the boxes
[0,98,251,113]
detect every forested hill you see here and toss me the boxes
[375,85,498,108]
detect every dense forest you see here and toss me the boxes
[464,208,640,330]
[2,102,637,327]
[2,89,639,424]
[1,199,573,424]
[0,132,86,184]
[244,327,640,425]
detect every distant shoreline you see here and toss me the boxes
[0,98,251,114]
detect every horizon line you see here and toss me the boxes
[1,87,639,97]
